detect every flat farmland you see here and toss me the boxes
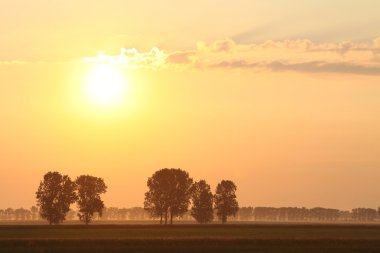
[1,224,380,252]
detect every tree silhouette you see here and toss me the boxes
[144,168,193,224]
[214,180,239,224]
[238,206,254,221]
[5,208,14,221]
[168,169,193,224]
[75,175,107,225]
[144,170,168,224]
[30,206,39,220]
[352,208,377,221]
[190,180,214,224]
[36,171,77,225]
[14,208,32,220]
[128,207,148,220]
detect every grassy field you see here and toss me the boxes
[1,224,380,252]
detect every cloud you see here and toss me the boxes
[84,47,166,70]
[268,61,380,76]
[208,60,380,76]
[166,51,195,64]
[209,60,260,69]
[82,37,380,76]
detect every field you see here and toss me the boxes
[1,224,380,253]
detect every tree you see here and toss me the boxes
[168,169,194,224]
[238,206,254,221]
[30,206,39,220]
[14,208,31,220]
[144,168,193,224]
[4,208,14,221]
[190,180,214,224]
[144,170,168,224]
[352,208,377,221]
[75,175,107,224]
[36,171,77,225]
[214,180,239,224]
[128,207,148,220]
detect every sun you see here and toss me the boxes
[85,64,125,106]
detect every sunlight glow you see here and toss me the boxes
[85,64,126,106]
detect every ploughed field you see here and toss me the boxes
[1,224,380,253]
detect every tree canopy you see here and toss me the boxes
[144,168,193,224]
[214,180,239,224]
[35,171,77,225]
[191,180,214,224]
[76,175,107,225]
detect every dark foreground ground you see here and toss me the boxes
[1,224,380,253]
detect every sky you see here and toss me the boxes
[1,0,380,210]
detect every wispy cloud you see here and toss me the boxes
[0,61,27,65]
[268,61,380,76]
[84,48,166,70]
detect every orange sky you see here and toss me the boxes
[1,1,380,210]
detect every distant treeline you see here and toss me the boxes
[240,207,379,222]
[1,206,379,222]
[0,207,149,221]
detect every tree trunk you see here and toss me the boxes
[165,210,168,225]
[170,209,173,224]
[85,213,89,225]
[222,214,227,224]
[160,211,163,225]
